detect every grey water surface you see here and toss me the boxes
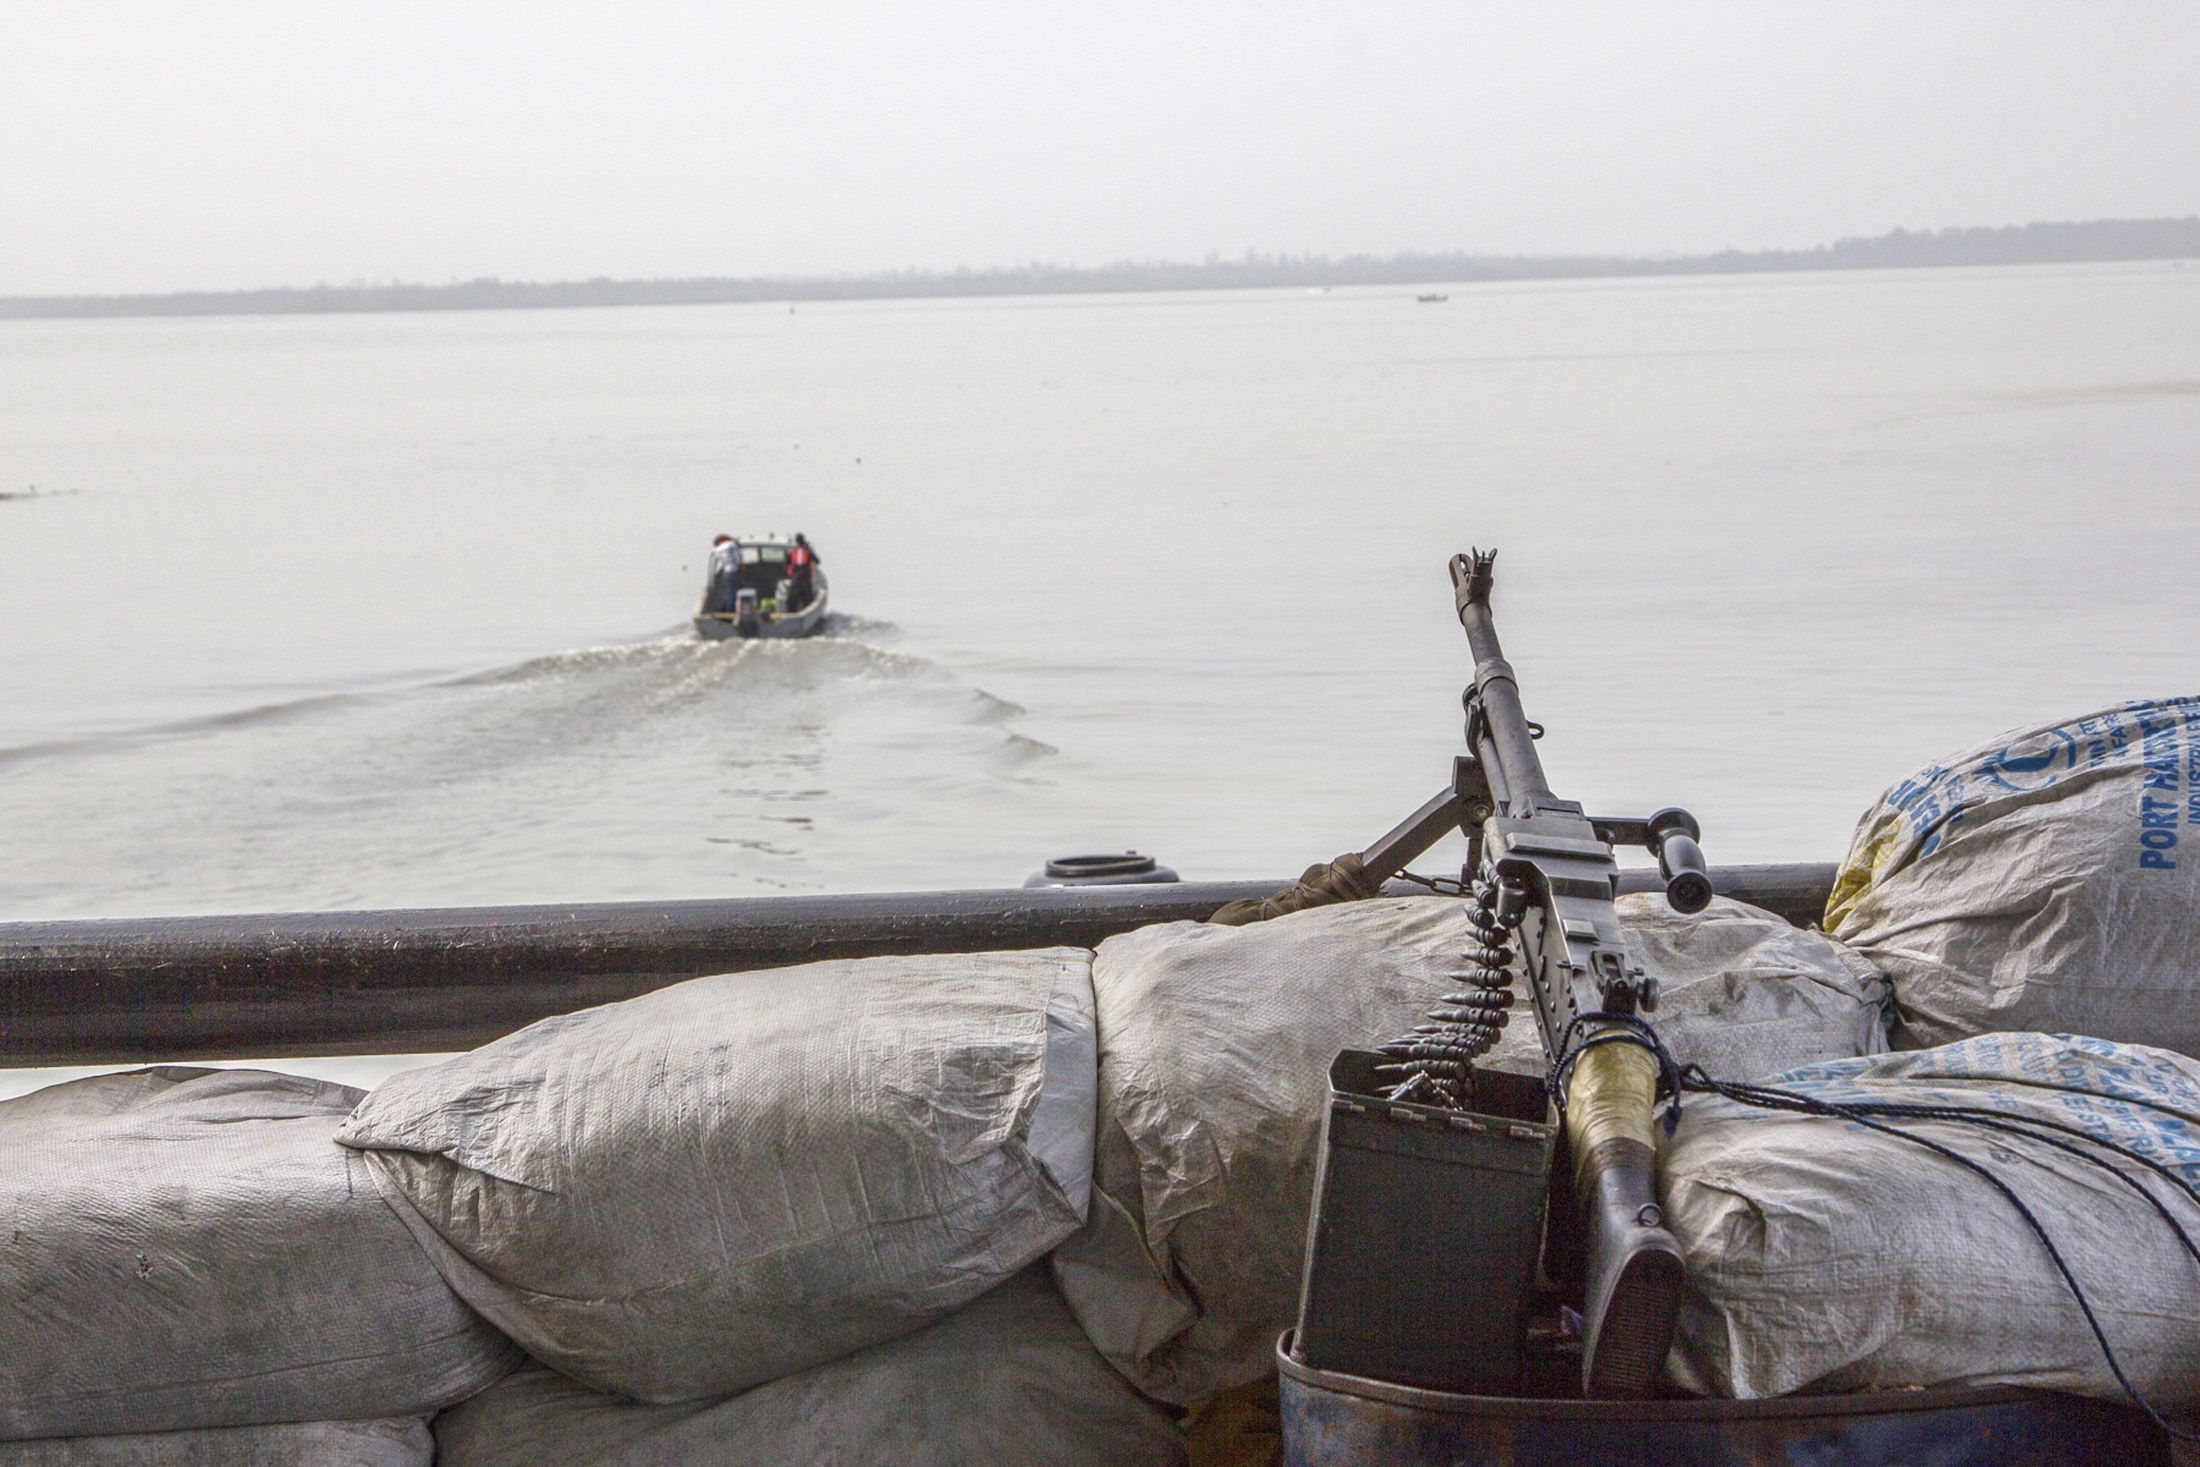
[3,262,2197,1090]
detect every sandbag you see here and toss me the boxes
[432,1270,1185,1467]
[1483,892,1891,1078]
[0,1069,516,1441]
[1827,697,2200,1052]
[338,948,1097,1401]
[0,1420,431,1467]
[1050,894,1887,1404]
[1663,1033,2200,1402]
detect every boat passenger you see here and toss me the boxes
[787,533,819,610]
[706,534,743,613]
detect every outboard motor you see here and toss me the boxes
[735,588,762,637]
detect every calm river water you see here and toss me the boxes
[3,262,2197,1088]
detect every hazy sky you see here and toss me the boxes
[4,1,2197,296]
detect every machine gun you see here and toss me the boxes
[1287,549,1712,1398]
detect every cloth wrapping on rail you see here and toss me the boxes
[1050,894,1889,1404]
[432,1269,1184,1467]
[1204,853,1380,926]
[1664,1032,2200,1403]
[337,947,1098,1402]
[1828,697,2200,1055]
[0,1068,517,1442]
[0,1420,432,1467]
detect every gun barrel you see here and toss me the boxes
[1450,552,1555,812]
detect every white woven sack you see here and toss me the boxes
[338,948,1097,1401]
[0,1069,516,1441]
[1051,893,1886,1404]
[1482,892,1890,1079]
[433,1271,1184,1467]
[0,1420,431,1467]
[1827,697,2200,1053]
[1664,1033,2200,1403]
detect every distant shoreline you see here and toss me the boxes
[3,217,2194,323]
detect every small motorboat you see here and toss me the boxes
[694,533,830,640]
[1415,293,1449,304]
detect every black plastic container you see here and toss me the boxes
[1293,1049,1557,1393]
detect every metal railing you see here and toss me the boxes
[0,864,1835,1065]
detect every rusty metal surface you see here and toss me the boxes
[1277,1338,2169,1466]
[0,863,1834,1066]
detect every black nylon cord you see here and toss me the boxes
[1922,1112,2200,1271]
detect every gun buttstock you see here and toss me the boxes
[1565,1043,1685,1397]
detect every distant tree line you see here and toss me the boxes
[4,218,2195,322]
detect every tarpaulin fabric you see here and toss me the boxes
[1827,697,2200,1052]
[1050,894,1885,1404]
[0,1068,517,1441]
[338,948,1097,1402]
[1664,1032,2200,1402]
[431,1270,1185,1467]
[0,1420,432,1467]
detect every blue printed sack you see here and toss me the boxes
[1827,698,2200,1053]
[1663,1033,2200,1402]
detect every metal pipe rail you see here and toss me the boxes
[0,864,1836,1066]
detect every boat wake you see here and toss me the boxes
[0,621,1057,917]
[0,691,363,771]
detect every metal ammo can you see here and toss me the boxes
[1292,1049,1556,1392]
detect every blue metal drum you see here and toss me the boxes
[1277,1336,2170,1467]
